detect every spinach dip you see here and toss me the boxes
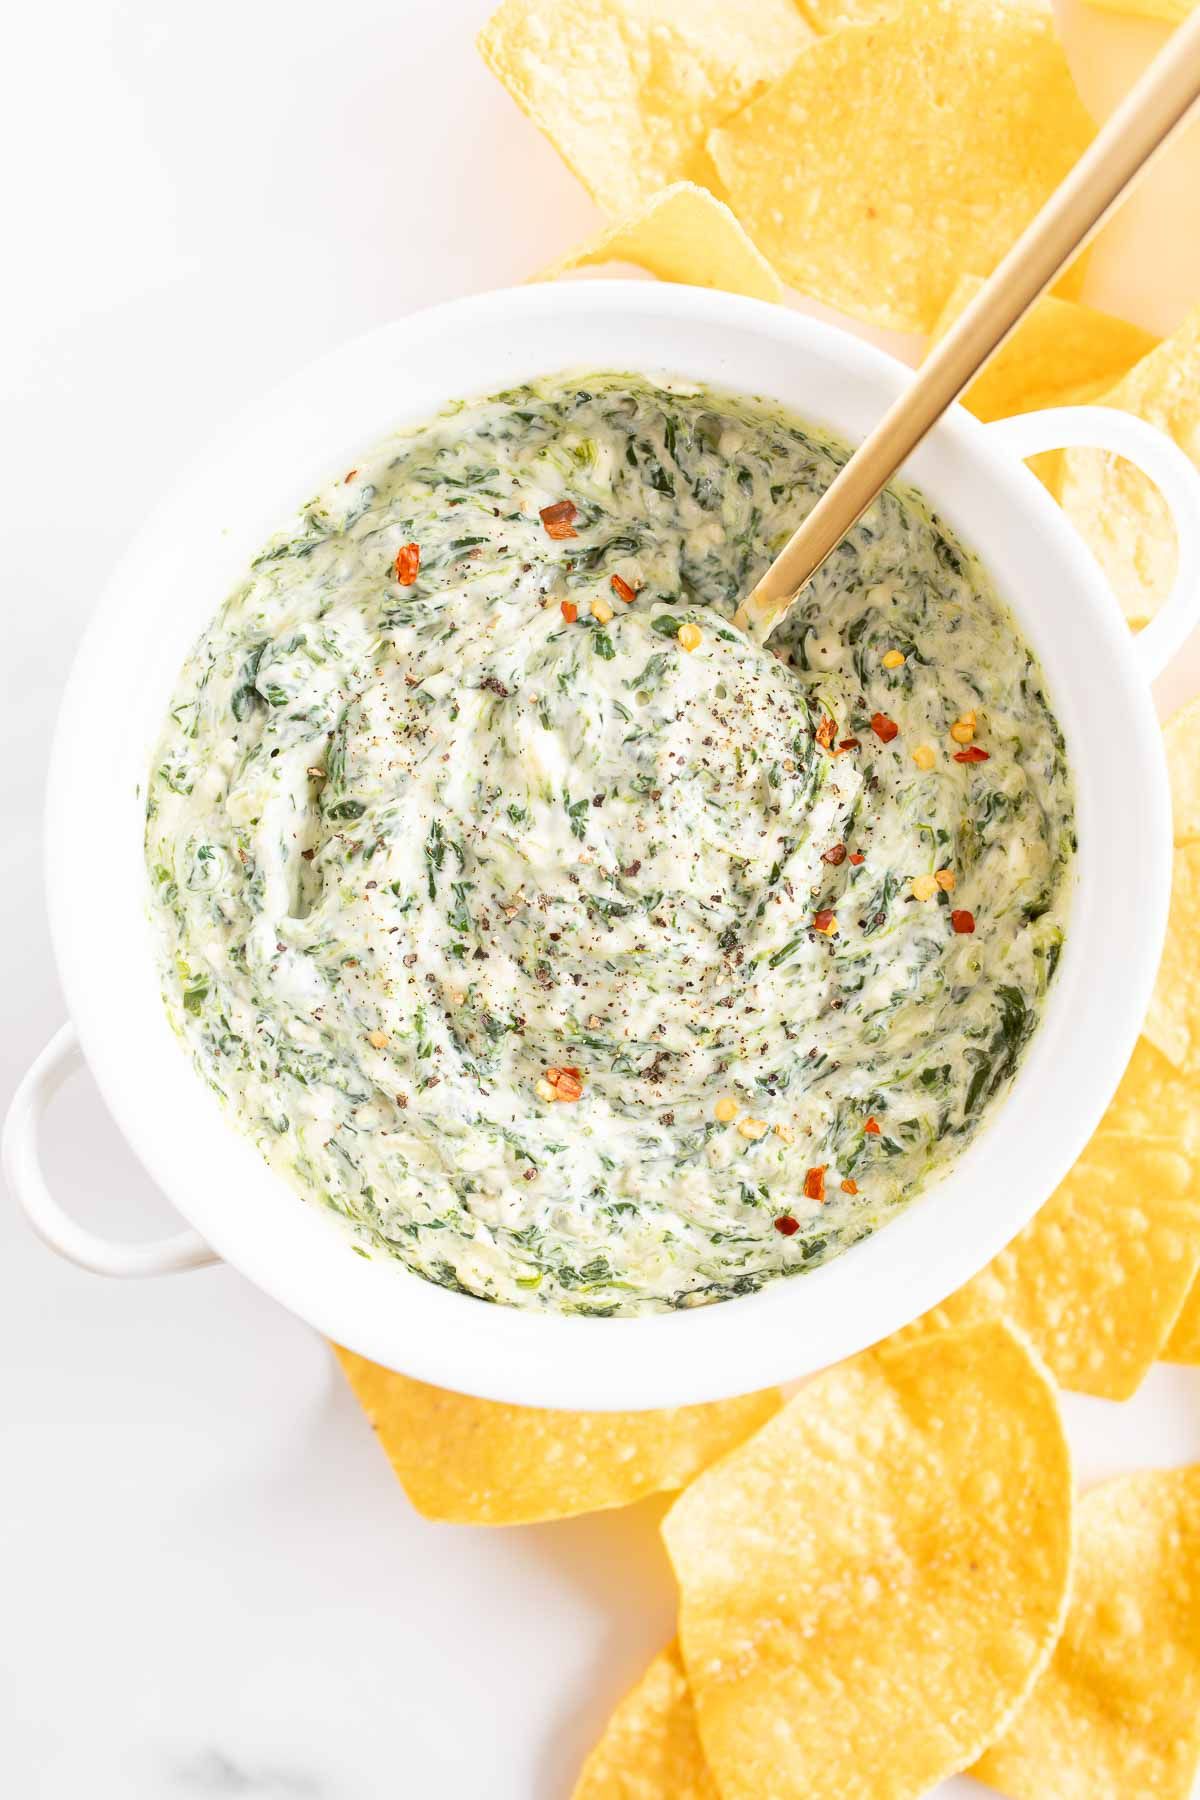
[146,373,1074,1316]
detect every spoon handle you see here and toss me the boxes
[738,5,1200,642]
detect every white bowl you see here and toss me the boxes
[8,282,1200,1409]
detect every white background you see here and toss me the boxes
[6,3,1200,1795]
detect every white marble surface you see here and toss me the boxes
[6,2,1200,1794]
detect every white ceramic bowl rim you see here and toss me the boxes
[9,281,1194,1409]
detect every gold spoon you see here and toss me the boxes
[735,6,1200,643]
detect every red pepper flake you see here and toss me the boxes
[774,1214,800,1236]
[803,1165,827,1203]
[849,852,865,865]
[870,712,899,743]
[821,843,848,866]
[863,1116,881,1134]
[344,469,358,483]
[841,1178,858,1195]
[560,600,579,624]
[545,1065,584,1101]
[610,572,636,604]
[812,909,838,935]
[836,737,861,753]
[951,909,976,934]
[953,746,990,763]
[393,543,420,586]
[816,715,837,750]
[540,499,578,540]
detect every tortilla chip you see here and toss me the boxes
[975,1467,1200,1800]
[707,0,1095,333]
[929,275,1158,424]
[1166,693,1200,846]
[1145,842,1200,1073]
[796,0,895,26]
[1099,1034,1200,1148]
[477,0,813,218]
[536,181,782,301]
[662,1320,1072,1800]
[1146,838,1200,1378]
[1058,306,1200,624]
[908,1133,1200,1399]
[1164,1275,1200,1361]
[332,1347,781,1526]
[1083,0,1193,23]
[572,1642,718,1800]
[901,1035,1200,1390]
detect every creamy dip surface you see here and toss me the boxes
[146,373,1074,1316]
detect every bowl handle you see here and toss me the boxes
[3,1024,219,1277]
[985,405,1200,684]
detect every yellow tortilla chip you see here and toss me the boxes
[1148,770,1200,1369]
[1083,0,1193,22]
[1164,1274,1200,1361]
[1058,306,1200,624]
[707,0,1095,333]
[535,181,782,301]
[1099,1033,1200,1149]
[975,1467,1200,1800]
[333,1347,781,1526]
[662,1320,1072,1800]
[797,0,895,26]
[572,1643,718,1800]
[1166,693,1200,846]
[929,275,1158,424]
[477,0,813,218]
[1145,842,1200,1073]
[908,1133,1200,1400]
